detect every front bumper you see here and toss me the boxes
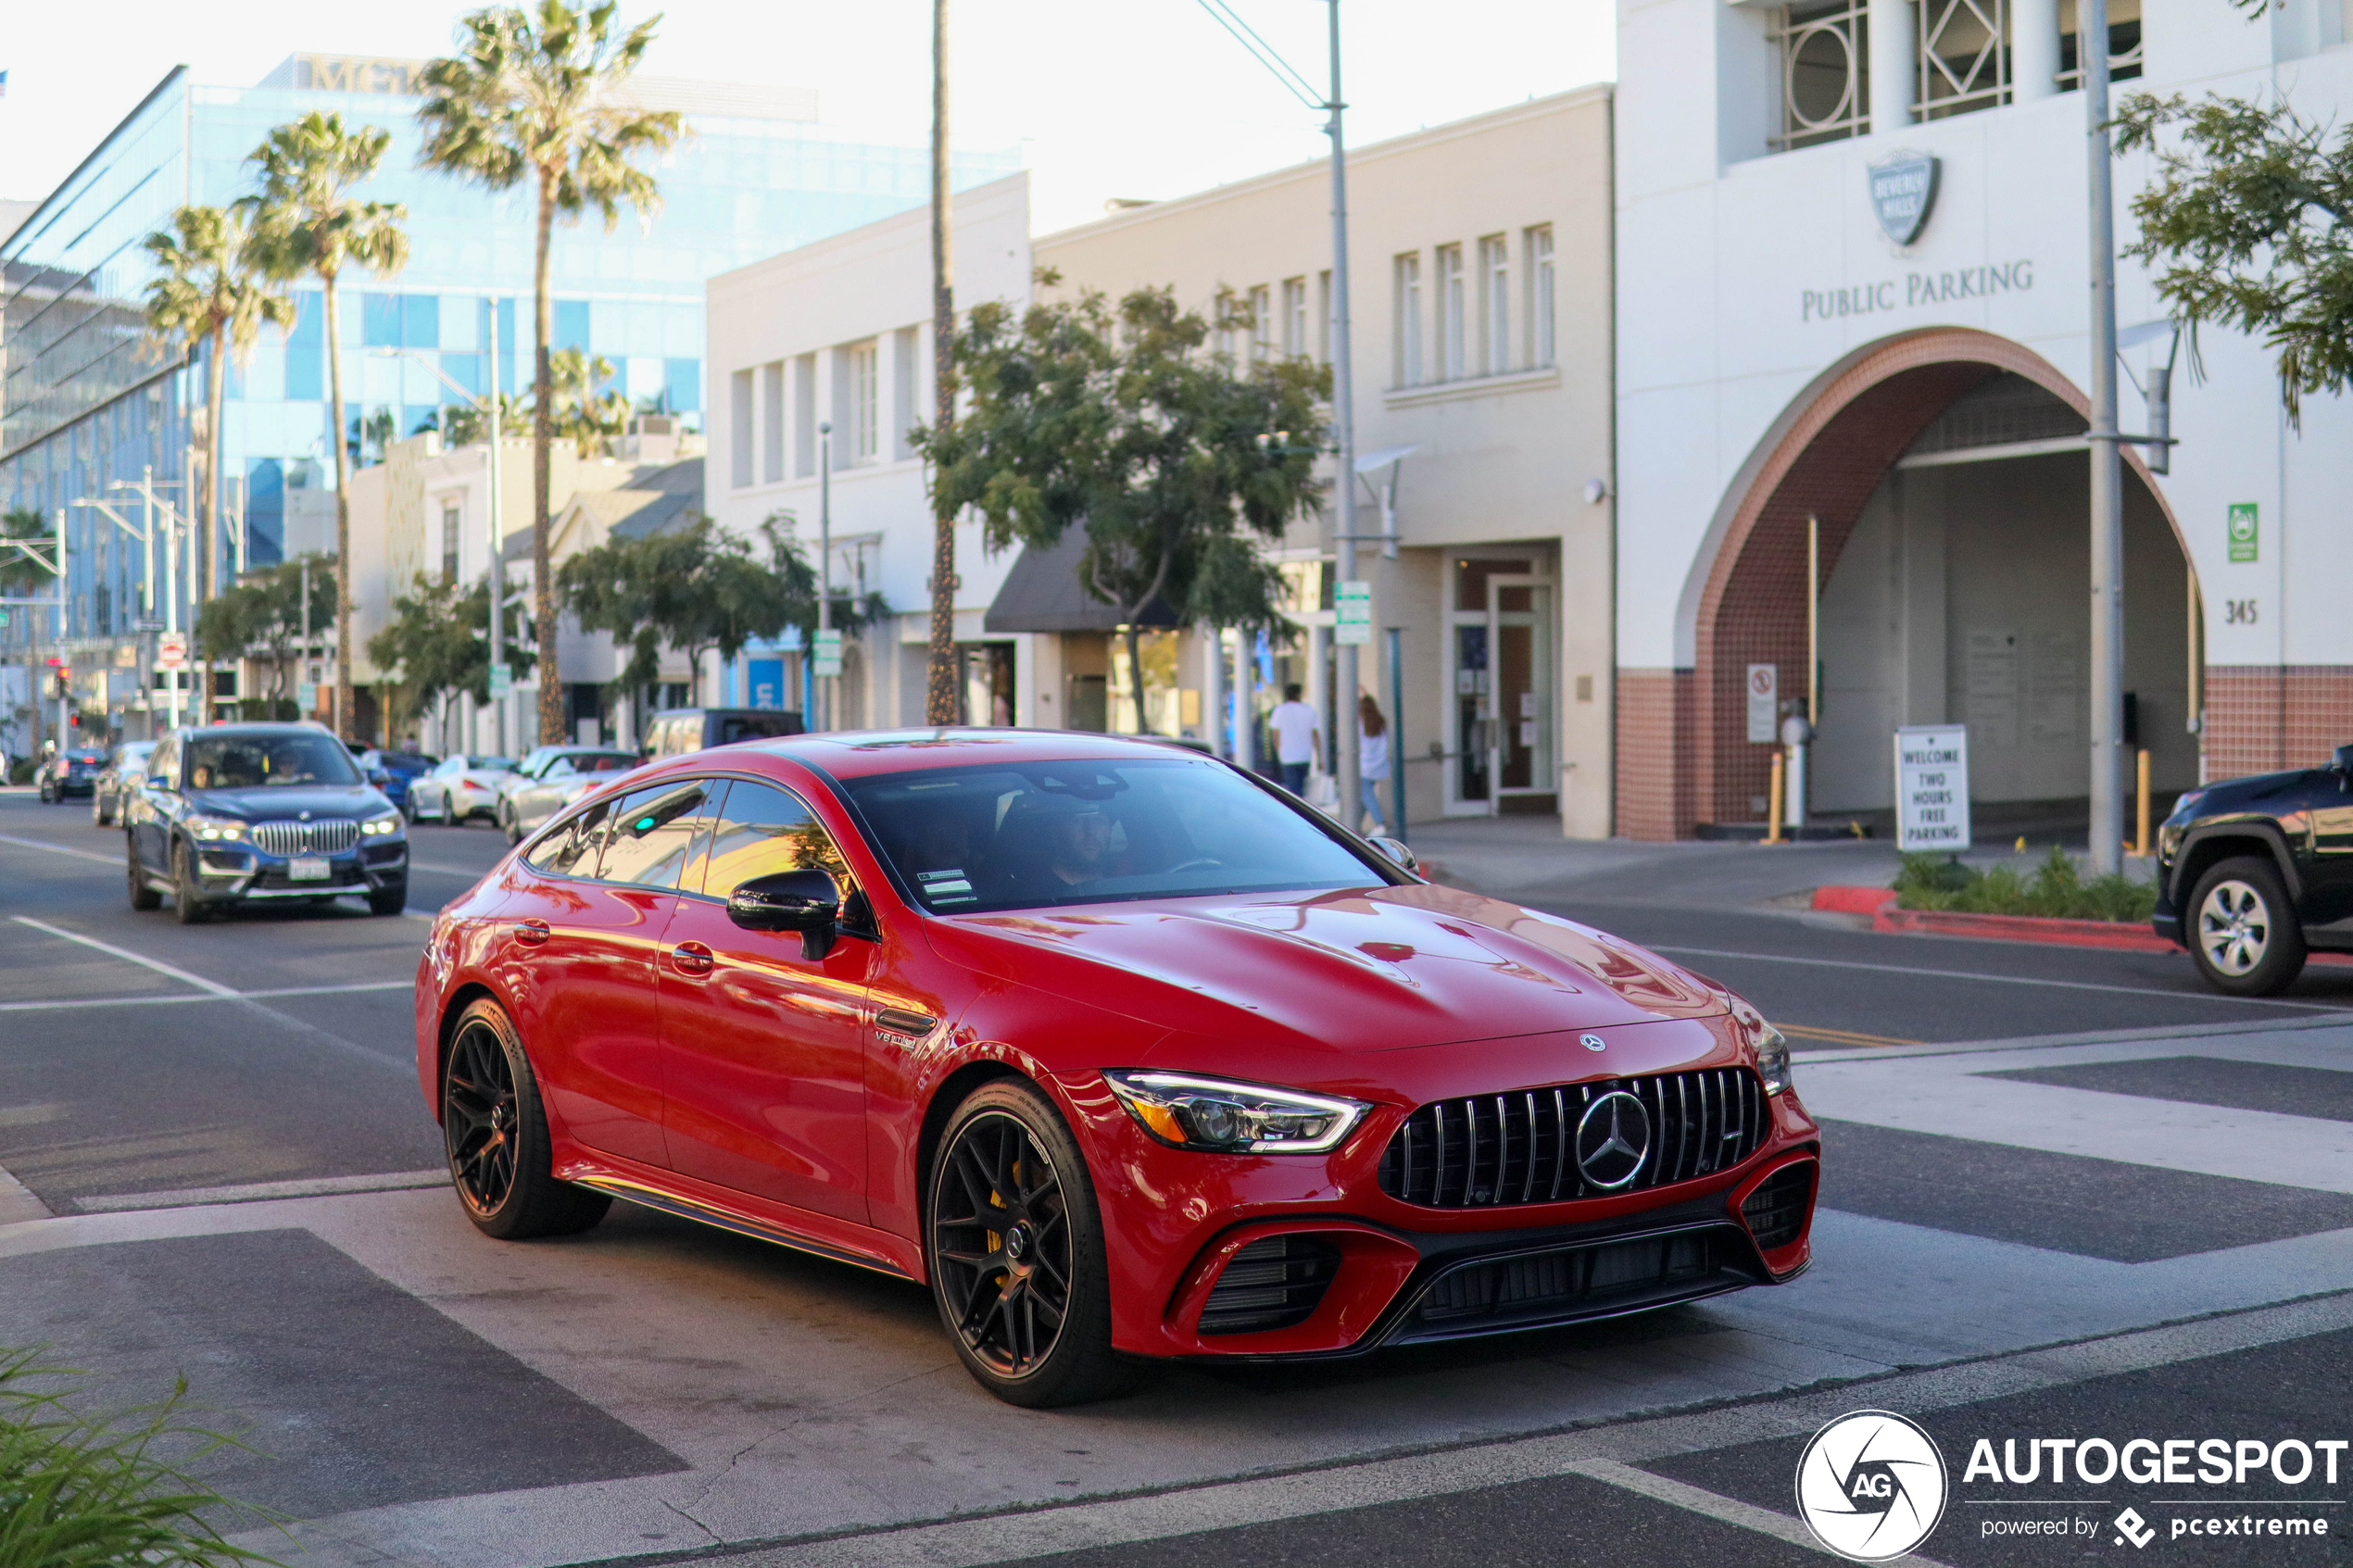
[2152,872,2183,947]
[194,841,408,899]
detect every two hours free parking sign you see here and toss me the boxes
[1893,724,1970,852]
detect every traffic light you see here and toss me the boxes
[52,666,69,698]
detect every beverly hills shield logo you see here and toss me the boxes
[1868,151,1939,245]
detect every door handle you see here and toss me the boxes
[670,941,714,976]
[513,919,550,946]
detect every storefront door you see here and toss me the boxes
[1445,558,1554,814]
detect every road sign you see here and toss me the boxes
[1334,579,1372,646]
[157,633,188,671]
[813,629,843,677]
[297,681,319,710]
[487,662,512,699]
[1894,724,1971,852]
[1746,664,1779,743]
[2227,502,2259,563]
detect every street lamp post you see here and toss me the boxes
[2083,0,2125,875]
[818,420,834,732]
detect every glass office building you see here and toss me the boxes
[0,55,1017,671]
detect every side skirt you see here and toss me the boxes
[565,1169,917,1282]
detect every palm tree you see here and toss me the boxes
[550,346,628,457]
[237,111,409,741]
[143,206,296,724]
[418,1,686,745]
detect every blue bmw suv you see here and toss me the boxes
[124,722,409,922]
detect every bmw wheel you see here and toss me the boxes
[926,1080,1134,1408]
[170,840,211,925]
[2189,856,2306,997]
[441,997,610,1240]
[127,834,161,911]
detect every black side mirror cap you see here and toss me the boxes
[727,868,843,959]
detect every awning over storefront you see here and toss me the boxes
[982,526,1182,634]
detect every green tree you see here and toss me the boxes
[2118,93,2353,420]
[418,1,687,745]
[193,558,339,711]
[549,346,629,457]
[914,278,1328,733]
[436,391,533,448]
[366,572,536,719]
[142,205,296,723]
[238,110,409,739]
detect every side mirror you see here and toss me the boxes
[1366,834,1419,875]
[727,868,843,960]
[2335,744,2353,774]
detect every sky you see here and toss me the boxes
[0,0,1617,237]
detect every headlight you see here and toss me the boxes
[1103,1071,1369,1154]
[1755,1022,1793,1097]
[360,810,405,837]
[185,814,246,842]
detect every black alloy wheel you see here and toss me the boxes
[170,840,211,924]
[127,834,161,911]
[927,1082,1133,1407]
[441,998,610,1239]
[2188,856,2307,997]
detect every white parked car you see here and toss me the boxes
[494,746,638,843]
[406,754,516,825]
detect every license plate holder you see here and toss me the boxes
[288,857,331,882]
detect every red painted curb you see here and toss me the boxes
[1811,884,2353,965]
[1811,885,1899,915]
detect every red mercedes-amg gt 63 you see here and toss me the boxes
[414,730,1818,1406]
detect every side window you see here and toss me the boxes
[696,779,850,898]
[524,798,611,877]
[595,781,713,890]
[148,739,179,788]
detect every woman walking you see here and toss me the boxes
[1357,694,1391,836]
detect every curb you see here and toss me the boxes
[1811,884,2353,965]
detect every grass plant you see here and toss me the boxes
[1892,846,2157,924]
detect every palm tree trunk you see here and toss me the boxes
[324,273,353,739]
[533,179,562,746]
[925,0,959,725]
[201,324,226,725]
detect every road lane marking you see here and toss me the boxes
[1651,944,2349,1011]
[0,831,120,865]
[10,916,236,996]
[1565,1457,1947,1565]
[69,1168,448,1213]
[0,980,413,1013]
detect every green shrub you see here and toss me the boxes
[0,1347,282,1567]
[1892,847,2156,923]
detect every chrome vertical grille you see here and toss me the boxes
[250,820,359,856]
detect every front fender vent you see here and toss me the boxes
[1197,1235,1340,1336]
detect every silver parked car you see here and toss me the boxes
[406,754,515,825]
[494,746,638,843]
[92,741,157,826]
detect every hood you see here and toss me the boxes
[188,783,390,821]
[926,882,1726,1053]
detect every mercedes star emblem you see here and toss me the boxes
[1579,1033,1606,1052]
[1575,1091,1652,1190]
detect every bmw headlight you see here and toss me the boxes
[185,814,246,842]
[360,810,406,838]
[1755,1022,1793,1097]
[1103,1071,1368,1154]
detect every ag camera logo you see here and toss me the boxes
[1795,1410,1949,1562]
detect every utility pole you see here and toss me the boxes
[1325,0,1362,836]
[819,420,834,732]
[2084,0,2125,874]
[924,0,960,725]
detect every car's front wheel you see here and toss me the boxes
[170,840,211,924]
[93,791,111,827]
[368,884,407,916]
[442,997,610,1239]
[926,1080,1134,1408]
[127,834,161,911]
[440,795,458,828]
[2189,856,2307,996]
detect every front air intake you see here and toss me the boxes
[1197,1235,1340,1336]
[1741,1160,1816,1250]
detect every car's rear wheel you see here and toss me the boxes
[2189,856,2307,996]
[127,834,161,911]
[926,1080,1134,1408]
[170,840,211,924]
[440,796,458,828]
[442,998,610,1239]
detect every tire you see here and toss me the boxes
[441,796,458,828]
[368,884,407,916]
[93,792,111,827]
[926,1079,1137,1408]
[2188,856,2307,997]
[441,998,610,1240]
[127,834,161,911]
[171,839,212,924]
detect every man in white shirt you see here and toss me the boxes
[1267,684,1319,797]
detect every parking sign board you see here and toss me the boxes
[1746,664,1778,743]
[157,633,188,671]
[1894,724,1970,852]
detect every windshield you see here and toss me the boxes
[463,756,515,771]
[842,758,1385,914]
[184,734,362,790]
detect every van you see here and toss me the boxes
[642,707,807,759]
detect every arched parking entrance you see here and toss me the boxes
[1622,327,2198,841]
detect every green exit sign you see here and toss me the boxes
[2228,503,2259,563]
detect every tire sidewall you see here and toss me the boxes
[444,1002,544,1235]
[2189,858,2307,996]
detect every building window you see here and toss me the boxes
[441,504,460,583]
[1435,244,1466,383]
[1773,0,1869,150]
[1525,226,1555,369]
[1478,234,1510,376]
[2057,0,2144,87]
[761,361,785,483]
[1919,0,2007,119]
[849,340,879,463]
[1317,270,1333,364]
[1281,277,1308,358]
[1248,284,1272,364]
[730,368,755,487]
[1393,253,1423,387]
[793,354,817,478]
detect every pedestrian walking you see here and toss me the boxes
[1357,693,1390,835]
[1267,684,1320,797]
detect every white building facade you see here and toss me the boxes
[1616,0,2353,837]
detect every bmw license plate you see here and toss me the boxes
[288,857,331,882]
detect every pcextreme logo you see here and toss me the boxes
[1795,1410,1950,1562]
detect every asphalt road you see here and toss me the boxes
[3,790,2349,1568]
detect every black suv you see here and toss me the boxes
[2153,743,2353,995]
[123,722,409,923]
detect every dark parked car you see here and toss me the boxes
[37,747,107,803]
[91,741,158,825]
[2154,742,2353,995]
[125,722,408,922]
[641,707,804,760]
[369,750,439,812]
